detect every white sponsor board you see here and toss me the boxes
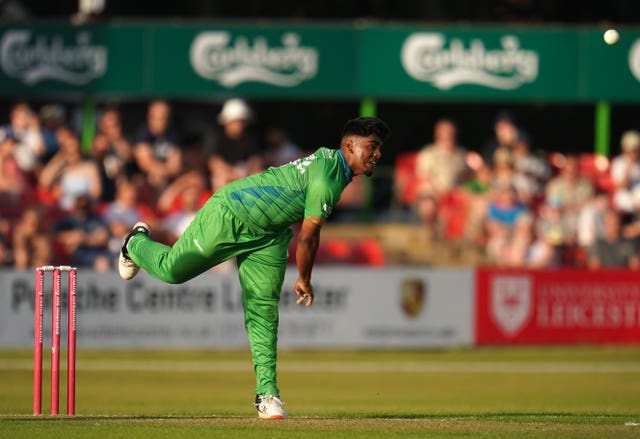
[0,268,472,349]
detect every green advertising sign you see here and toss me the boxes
[360,26,581,101]
[149,24,356,97]
[0,22,638,102]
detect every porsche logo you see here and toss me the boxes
[400,278,426,319]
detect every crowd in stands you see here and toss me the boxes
[0,98,307,271]
[1,99,639,271]
[397,111,640,270]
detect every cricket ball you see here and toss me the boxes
[604,29,620,46]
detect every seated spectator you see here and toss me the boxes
[103,177,156,268]
[577,189,610,248]
[161,180,203,243]
[587,209,639,270]
[484,182,531,265]
[12,206,51,269]
[545,154,594,240]
[414,118,468,201]
[208,98,263,191]
[39,127,102,211]
[0,127,32,200]
[132,99,183,193]
[525,220,561,269]
[482,110,519,167]
[53,195,111,271]
[1,101,45,178]
[491,147,517,189]
[156,170,210,217]
[460,161,493,245]
[92,106,134,202]
[263,126,305,168]
[610,130,640,214]
[38,103,66,160]
[533,198,574,264]
[510,131,549,206]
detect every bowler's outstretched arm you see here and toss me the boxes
[294,218,321,307]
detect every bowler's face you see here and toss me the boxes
[350,134,383,176]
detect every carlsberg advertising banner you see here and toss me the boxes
[0,23,639,101]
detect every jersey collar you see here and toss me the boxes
[337,150,353,182]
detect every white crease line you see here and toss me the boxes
[2,360,640,373]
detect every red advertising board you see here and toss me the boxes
[476,269,640,344]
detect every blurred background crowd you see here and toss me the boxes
[1,97,639,271]
[0,0,638,271]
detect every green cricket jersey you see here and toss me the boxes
[219,147,353,232]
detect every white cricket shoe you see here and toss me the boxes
[255,395,288,420]
[118,222,150,280]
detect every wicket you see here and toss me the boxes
[33,265,77,416]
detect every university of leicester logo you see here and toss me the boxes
[400,278,426,319]
[490,275,532,336]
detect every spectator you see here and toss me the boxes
[161,180,203,243]
[510,131,549,206]
[0,128,32,199]
[534,199,571,263]
[91,107,134,202]
[38,103,66,160]
[577,189,610,248]
[39,127,102,211]
[132,100,183,192]
[482,110,519,167]
[12,206,51,269]
[414,118,468,200]
[1,101,45,177]
[156,170,210,218]
[460,161,493,245]
[263,126,305,168]
[525,221,561,268]
[208,98,263,191]
[103,177,155,268]
[545,154,594,240]
[484,182,531,265]
[53,195,111,271]
[491,147,517,190]
[587,209,639,270]
[610,130,640,214]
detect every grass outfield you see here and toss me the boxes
[1,346,639,438]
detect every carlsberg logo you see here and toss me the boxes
[0,30,107,85]
[190,31,318,87]
[401,33,538,90]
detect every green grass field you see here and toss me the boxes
[1,346,639,438]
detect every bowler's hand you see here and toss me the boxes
[294,278,314,307]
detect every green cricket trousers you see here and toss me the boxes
[127,194,293,397]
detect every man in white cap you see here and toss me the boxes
[611,129,640,213]
[209,98,263,191]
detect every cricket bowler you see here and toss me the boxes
[117,117,391,419]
